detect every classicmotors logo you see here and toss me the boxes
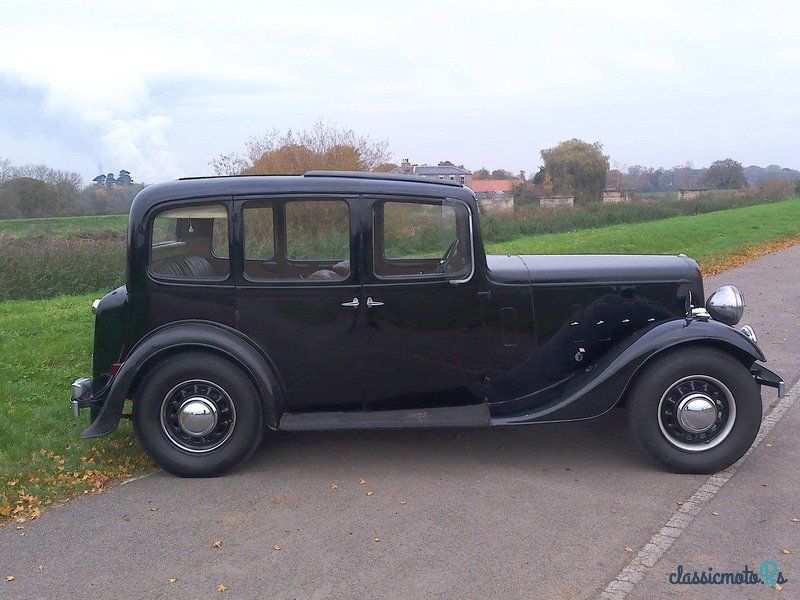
[669,561,788,590]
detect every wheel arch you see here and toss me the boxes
[81,321,285,439]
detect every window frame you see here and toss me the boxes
[146,200,233,284]
[239,196,356,285]
[370,196,475,285]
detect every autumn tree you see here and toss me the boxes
[472,168,490,180]
[210,120,391,175]
[703,158,748,190]
[541,139,609,204]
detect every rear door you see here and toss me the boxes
[360,196,486,409]
[234,196,365,411]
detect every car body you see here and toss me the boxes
[71,171,784,476]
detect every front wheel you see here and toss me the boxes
[628,347,761,474]
[133,352,264,477]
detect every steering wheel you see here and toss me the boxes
[436,237,460,274]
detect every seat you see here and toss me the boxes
[151,255,219,278]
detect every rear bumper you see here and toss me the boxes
[70,377,93,417]
[751,364,785,398]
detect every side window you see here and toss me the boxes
[149,203,229,279]
[374,199,472,279]
[243,199,351,282]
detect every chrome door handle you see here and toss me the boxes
[366,297,384,308]
[341,297,360,308]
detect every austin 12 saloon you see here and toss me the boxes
[71,172,784,477]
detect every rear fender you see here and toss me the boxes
[81,321,284,438]
[491,317,766,425]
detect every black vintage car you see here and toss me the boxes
[71,172,784,477]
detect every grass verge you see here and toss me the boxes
[0,293,151,524]
[486,198,800,274]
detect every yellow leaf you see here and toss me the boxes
[399,500,407,505]
[776,583,783,591]
[212,540,223,549]
[168,578,177,584]
[273,544,281,551]
[330,484,338,490]
[783,549,791,555]
[359,478,366,485]
[676,501,684,506]
[217,584,227,592]
[624,546,633,553]
[766,443,773,447]
[366,491,374,496]
[373,537,381,543]
[150,506,159,512]
[6,576,15,582]
[38,565,44,571]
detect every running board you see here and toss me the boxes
[278,404,490,431]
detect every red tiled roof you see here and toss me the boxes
[469,179,520,193]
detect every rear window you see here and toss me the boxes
[149,204,229,279]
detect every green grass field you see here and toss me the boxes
[487,198,800,272]
[0,294,150,520]
[0,214,128,238]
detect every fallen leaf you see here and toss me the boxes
[399,500,407,505]
[783,549,791,555]
[711,511,720,516]
[676,501,684,506]
[359,478,366,485]
[330,484,338,490]
[791,517,799,523]
[6,576,15,582]
[273,544,281,551]
[373,537,381,543]
[212,540,223,549]
[168,578,177,584]
[762,483,768,487]
[624,546,633,553]
[150,506,159,512]
[766,443,773,447]
[217,583,227,592]
[366,491,374,496]
[776,583,783,591]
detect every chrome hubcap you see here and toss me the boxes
[676,394,717,433]
[160,380,236,453]
[178,397,218,436]
[657,375,736,452]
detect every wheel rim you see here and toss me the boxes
[657,375,736,452]
[160,380,236,453]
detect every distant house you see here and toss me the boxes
[394,159,472,187]
[470,179,521,215]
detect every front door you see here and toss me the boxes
[235,196,364,411]
[360,196,486,409]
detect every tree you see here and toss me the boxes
[210,120,391,175]
[93,174,107,186]
[532,166,546,185]
[491,169,514,180]
[472,168,490,180]
[703,158,748,190]
[117,170,134,185]
[105,173,116,188]
[541,139,609,204]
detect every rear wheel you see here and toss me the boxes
[628,347,761,474]
[133,352,264,477]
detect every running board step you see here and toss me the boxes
[279,404,490,431]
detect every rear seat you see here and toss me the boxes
[151,255,219,278]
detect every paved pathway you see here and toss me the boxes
[2,245,799,599]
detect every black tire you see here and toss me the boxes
[133,352,264,477]
[628,347,761,474]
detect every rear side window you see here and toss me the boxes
[286,200,349,261]
[149,204,229,279]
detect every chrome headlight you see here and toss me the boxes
[706,285,745,326]
[91,298,101,314]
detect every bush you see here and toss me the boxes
[0,233,126,301]
[480,191,788,243]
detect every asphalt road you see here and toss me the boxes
[2,245,799,599]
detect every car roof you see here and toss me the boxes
[129,172,476,221]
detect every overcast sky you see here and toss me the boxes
[1,0,798,183]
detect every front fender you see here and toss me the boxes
[81,320,284,438]
[491,317,766,425]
